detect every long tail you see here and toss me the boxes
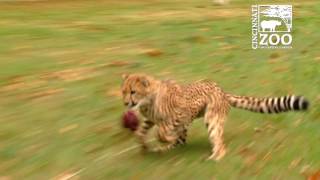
[226,94,309,113]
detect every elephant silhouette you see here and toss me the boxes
[260,20,282,32]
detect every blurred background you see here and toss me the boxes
[0,0,319,179]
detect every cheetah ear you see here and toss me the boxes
[122,74,129,80]
[140,77,149,87]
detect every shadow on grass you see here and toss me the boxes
[140,139,212,162]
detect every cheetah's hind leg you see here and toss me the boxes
[204,105,228,161]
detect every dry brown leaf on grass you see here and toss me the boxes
[94,124,113,134]
[219,44,238,51]
[59,124,79,134]
[254,123,277,134]
[0,176,11,180]
[41,67,97,82]
[288,158,302,169]
[293,118,303,127]
[186,35,207,43]
[142,49,163,57]
[301,49,308,54]
[173,158,185,166]
[0,82,26,93]
[199,28,210,32]
[272,66,289,73]
[103,60,133,67]
[259,79,271,86]
[268,57,279,64]
[84,143,104,154]
[120,9,248,21]
[20,143,43,155]
[300,165,312,177]
[26,88,64,100]
[0,77,48,94]
[269,52,281,59]
[314,56,320,63]
[244,154,257,167]
[211,36,225,40]
[104,46,121,52]
[250,137,298,173]
[0,76,26,92]
[53,170,80,180]
[237,145,258,166]
[254,127,262,133]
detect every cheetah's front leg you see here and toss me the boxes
[152,121,187,153]
[135,119,154,151]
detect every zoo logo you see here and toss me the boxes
[252,5,292,49]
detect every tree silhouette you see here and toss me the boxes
[260,5,292,32]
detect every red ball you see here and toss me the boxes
[122,110,139,131]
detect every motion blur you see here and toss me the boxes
[0,0,319,179]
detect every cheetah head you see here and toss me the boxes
[121,73,159,109]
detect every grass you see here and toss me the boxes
[0,0,319,179]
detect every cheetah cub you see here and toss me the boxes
[121,73,309,161]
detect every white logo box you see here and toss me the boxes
[252,5,293,49]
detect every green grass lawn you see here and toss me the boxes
[0,0,320,179]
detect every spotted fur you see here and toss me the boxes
[121,73,309,161]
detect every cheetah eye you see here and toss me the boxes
[130,90,136,95]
